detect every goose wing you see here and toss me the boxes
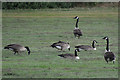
[58,53,74,58]
[5,44,23,49]
[51,41,66,47]
[7,44,17,47]
[73,29,82,36]
[75,45,92,50]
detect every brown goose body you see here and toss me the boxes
[4,44,30,55]
[104,52,116,63]
[75,45,93,51]
[75,40,97,51]
[73,28,82,38]
[51,41,70,51]
[103,36,116,64]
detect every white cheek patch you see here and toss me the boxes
[75,56,80,59]
[56,46,61,49]
[105,37,108,40]
[76,17,79,19]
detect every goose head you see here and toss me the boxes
[93,40,98,43]
[103,36,108,40]
[75,49,80,59]
[103,36,110,52]
[92,40,98,50]
[4,46,9,49]
[74,16,79,19]
[25,46,31,55]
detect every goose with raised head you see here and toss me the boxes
[51,41,70,51]
[75,40,97,51]
[4,44,30,55]
[73,16,82,39]
[58,49,80,60]
[103,36,116,64]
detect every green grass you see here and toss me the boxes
[2,7,118,78]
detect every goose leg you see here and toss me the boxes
[78,35,80,39]
[14,52,16,55]
[105,57,108,63]
[113,61,115,64]
[113,59,115,64]
[62,50,65,52]
[75,60,77,62]
[74,34,77,38]
[61,47,63,51]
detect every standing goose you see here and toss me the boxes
[75,40,97,51]
[51,41,70,51]
[103,36,116,64]
[4,44,30,55]
[58,49,80,60]
[73,16,82,39]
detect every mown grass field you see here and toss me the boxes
[2,7,118,78]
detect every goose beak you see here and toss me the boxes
[4,47,6,49]
[93,40,98,43]
[74,16,78,19]
[4,47,8,49]
[102,37,105,39]
[102,36,108,39]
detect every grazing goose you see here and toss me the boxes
[51,41,70,51]
[58,49,80,59]
[75,40,97,51]
[4,44,30,55]
[103,36,116,64]
[73,16,82,39]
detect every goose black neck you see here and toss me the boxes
[106,38,109,51]
[75,49,78,56]
[92,41,95,48]
[75,18,79,28]
[25,46,30,55]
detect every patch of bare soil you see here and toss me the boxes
[3,72,19,76]
[103,67,119,69]
[64,68,71,70]
[82,57,102,61]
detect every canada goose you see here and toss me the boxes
[75,40,97,51]
[51,41,70,51]
[73,16,82,39]
[4,44,30,55]
[103,36,116,64]
[58,49,80,59]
